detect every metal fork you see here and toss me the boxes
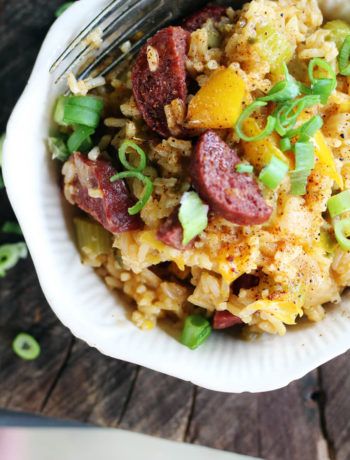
[50,0,216,85]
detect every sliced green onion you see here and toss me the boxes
[334,218,350,250]
[259,155,289,190]
[1,221,22,235]
[180,315,212,350]
[274,95,320,136]
[308,58,337,104]
[12,333,41,361]
[63,105,101,129]
[55,2,74,18]
[54,96,67,126]
[259,63,300,103]
[236,163,254,174]
[178,191,209,245]
[280,137,291,152]
[110,171,153,215]
[118,140,147,172]
[339,36,350,76]
[327,190,350,218]
[290,169,310,196]
[48,137,70,161]
[286,115,323,140]
[294,142,315,171]
[67,96,104,113]
[67,125,94,154]
[236,101,276,142]
[0,242,28,277]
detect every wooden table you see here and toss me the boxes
[0,2,349,459]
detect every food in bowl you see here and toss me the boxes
[48,0,350,349]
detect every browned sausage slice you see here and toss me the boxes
[131,26,190,138]
[190,131,272,225]
[182,5,228,32]
[63,153,142,234]
[213,311,243,329]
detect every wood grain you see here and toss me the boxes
[0,2,348,460]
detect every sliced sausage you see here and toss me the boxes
[131,26,190,138]
[190,131,272,225]
[157,210,188,250]
[182,5,228,32]
[63,153,142,233]
[213,311,243,329]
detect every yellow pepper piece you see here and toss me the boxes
[313,131,343,189]
[187,67,245,129]
[241,118,289,170]
[240,300,302,325]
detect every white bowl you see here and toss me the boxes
[4,0,350,393]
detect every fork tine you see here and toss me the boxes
[76,5,170,81]
[50,0,122,73]
[53,0,144,84]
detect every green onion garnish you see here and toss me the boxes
[236,163,254,174]
[180,315,212,350]
[289,141,315,196]
[294,141,315,170]
[327,190,350,218]
[67,125,94,154]
[55,95,104,129]
[286,115,323,140]
[290,169,310,196]
[118,140,147,172]
[110,171,153,215]
[0,242,28,277]
[48,137,70,161]
[308,58,337,104]
[1,221,22,235]
[334,218,350,250]
[236,101,276,142]
[260,63,300,103]
[338,36,350,76]
[259,156,289,190]
[280,137,291,152]
[178,191,209,245]
[275,95,320,136]
[12,333,41,361]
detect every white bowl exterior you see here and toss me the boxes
[4,0,350,393]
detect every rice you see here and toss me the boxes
[58,0,350,338]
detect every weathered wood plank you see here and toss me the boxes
[119,367,194,441]
[0,259,73,412]
[186,371,328,460]
[42,340,138,426]
[321,351,350,460]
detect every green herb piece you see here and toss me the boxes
[118,140,147,173]
[180,315,212,350]
[236,101,276,142]
[48,137,70,161]
[0,242,28,277]
[259,63,300,103]
[334,218,350,250]
[308,58,337,104]
[110,171,153,215]
[327,190,350,218]
[67,125,94,154]
[12,333,41,361]
[259,155,288,190]
[339,36,350,76]
[178,191,209,245]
